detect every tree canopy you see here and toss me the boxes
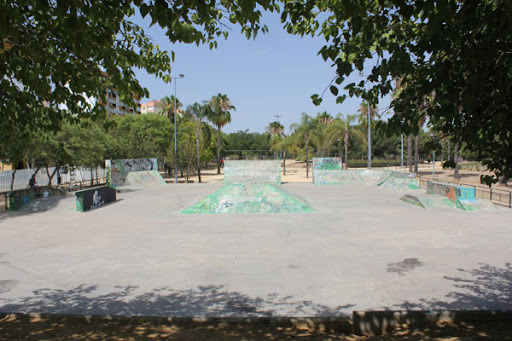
[0,0,278,133]
[282,0,512,183]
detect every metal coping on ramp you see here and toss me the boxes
[105,158,165,188]
[182,183,315,214]
[224,160,281,185]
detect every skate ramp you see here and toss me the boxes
[224,160,281,185]
[313,166,419,190]
[377,171,421,191]
[401,184,497,211]
[182,183,314,214]
[106,158,165,188]
[124,171,166,187]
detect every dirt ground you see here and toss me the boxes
[1,314,512,340]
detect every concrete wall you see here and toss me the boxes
[224,160,281,185]
[106,158,158,187]
[7,187,64,211]
[75,186,116,212]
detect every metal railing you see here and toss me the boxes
[418,176,512,208]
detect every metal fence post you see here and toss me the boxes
[509,192,511,208]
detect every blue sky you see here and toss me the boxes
[133,11,391,134]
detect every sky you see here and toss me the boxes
[133,11,391,135]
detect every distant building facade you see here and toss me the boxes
[98,72,141,116]
[141,100,163,115]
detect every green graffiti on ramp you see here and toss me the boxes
[182,184,315,214]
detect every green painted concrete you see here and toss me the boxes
[182,184,315,214]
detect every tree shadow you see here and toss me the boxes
[398,262,512,310]
[0,196,74,222]
[0,284,352,318]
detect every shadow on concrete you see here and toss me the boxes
[398,262,512,311]
[0,284,352,318]
[0,196,73,222]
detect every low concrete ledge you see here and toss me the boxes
[75,186,116,212]
[7,186,66,211]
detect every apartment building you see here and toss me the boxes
[141,100,163,115]
[98,72,141,116]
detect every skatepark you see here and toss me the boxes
[1,159,512,337]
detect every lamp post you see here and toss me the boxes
[367,101,371,169]
[173,74,184,184]
[400,134,404,169]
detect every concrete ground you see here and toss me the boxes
[0,183,511,318]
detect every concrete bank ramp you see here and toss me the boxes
[401,181,498,211]
[106,158,165,188]
[224,160,281,185]
[182,183,314,214]
[124,170,166,187]
[312,165,420,191]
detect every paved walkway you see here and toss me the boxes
[1,183,511,317]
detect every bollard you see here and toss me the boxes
[509,192,511,208]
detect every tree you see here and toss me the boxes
[273,135,294,175]
[326,114,366,169]
[266,121,284,159]
[282,0,512,184]
[187,102,212,183]
[159,96,182,122]
[208,94,235,174]
[358,101,378,169]
[311,112,333,157]
[290,113,317,178]
[1,1,278,135]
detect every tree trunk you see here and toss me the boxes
[186,165,190,183]
[306,138,309,179]
[454,143,460,180]
[499,175,508,186]
[47,164,59,186]
[344,132,349,170]
[10,168,17,191]
[196,123,202,183]
[283,152,286,176]
[440,140,444,164]
[90,169,94,186]
[407,134,413,172]
[414,134,419,173]
[216,127,221,175]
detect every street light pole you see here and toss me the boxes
[367,101,371,169]
[400,134,403,169]
[173,74,184,184]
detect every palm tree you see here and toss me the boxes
[272,135,293,175]
[290,113,317,178]
[266,121,284,159]
[358,101,378,168]
[414,93,433,173]
[159,95,182,122]
[311,112,333,156]
[325,114,366,169]
[391,77,411,171]
[186,101,212,183]
[208,93,235,174]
